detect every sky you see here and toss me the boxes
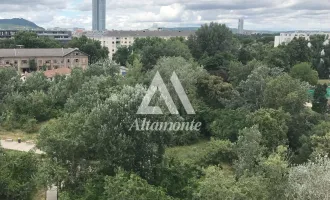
[0,0,330,31]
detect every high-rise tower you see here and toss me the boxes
[92,0,106,31]
[238,18,244,34]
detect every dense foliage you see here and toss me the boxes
[2,22,330,200]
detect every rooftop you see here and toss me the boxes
[0,48,84,58]
[44,67,72,78]
[85,30,195,38]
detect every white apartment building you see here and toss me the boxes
[274,32,330,47]
[85,30,195,60]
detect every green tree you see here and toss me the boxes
[290,62,318,85]
[113,46,132,66]
[260,146,289,200]
[264,47,290,71]
[0,150,38,200]
[234,126,265,177]
[263,74,310,114]
[210,108,249,141]
[247,108,291,150]
[28,59,37,72]
[187,22,237,61]
[285,37,312,66]
[287,156,330,200]
[140,39,193,71]
[228,59,264,87]
[239,66,283,110]
[104,170,172,200]
[14,31,61,48]
[194,166,243,200]
[312,84,328,114]
[187,22,238,72]
[67,35,109,64]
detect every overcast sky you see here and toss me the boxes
[0,0,329,31]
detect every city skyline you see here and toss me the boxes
[0,0,330,31]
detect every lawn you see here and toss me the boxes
[0,122,48,142]
[165,140,210,164]
[318,79,330,85]
[0,127,39,142]
[165,139,233,171]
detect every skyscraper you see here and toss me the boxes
[238,18,244,34]
[92,0,106,31]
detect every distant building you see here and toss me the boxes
[274,32,330,47]
[120,66,128,76]
[0,48,88,74]
[85,30,195,60]
[92,0,106,31]
[0,30,72,43]
[238,18,244,34]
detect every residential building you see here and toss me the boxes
[85,30,195,60]
[238,18,244,34]
[0,30,72,43]
[0,48,88,74]
[274,32,330,47]
[92,0,106,31]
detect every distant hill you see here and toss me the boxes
[0,18,44,30]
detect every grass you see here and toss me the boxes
[0,121,49,142]
[165,140,210,164]
[0,127,39,142]
[33,188,46,200]
[318,79,330,85]
[165,139,233,172]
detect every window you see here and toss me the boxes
[45,60,51,64]
[67,59,70,63]
[112,41,115,44]
[21,60,28,64]
[75,52,79,56]
[112,49,114,52]
[75,59,79,63]
[53,60,58,64]
[14,60,17,64]
[5,61,10,65]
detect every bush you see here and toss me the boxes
[23,119,39,133]
[197,139,235,166]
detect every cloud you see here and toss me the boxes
[0,0,330,31]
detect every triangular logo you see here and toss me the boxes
[137,71,195,115]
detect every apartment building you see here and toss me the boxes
[0,48,88,74]
[0,30,72,43]
[85,30,195,60]
[274,32,330,47]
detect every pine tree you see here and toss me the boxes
[312,84,328,113]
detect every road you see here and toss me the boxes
[0,140,44,154]
[0,140,57,200]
